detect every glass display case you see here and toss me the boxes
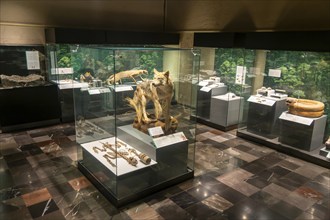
[0,45,60,132]
[191,48,246,131]
[69,45,199,206]
[236,49,330,167]
[46,44,90,122]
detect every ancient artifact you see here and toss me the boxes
[128,148,151,165]
[103,154,116,167]
[286,97,324,118]
[0,74,45,87]
[326,138,330,149]
[126,69,176,134]
[80,71,94,83]
[100,142,138,166]
[106,69,147,85]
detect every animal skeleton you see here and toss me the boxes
[126,69,174,131]
[106,69,147,85]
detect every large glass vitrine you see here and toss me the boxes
[192,47,247,131]
[0,45,60,131]
[67,45,199,206]
[236,49,330,167]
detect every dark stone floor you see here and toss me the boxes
[0,123,329,220]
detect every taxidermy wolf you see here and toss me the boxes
[126,68,174,132]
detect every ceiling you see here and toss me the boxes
[1,0,330,32]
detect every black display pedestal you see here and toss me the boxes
[196,85,227,119]
[246,96,287,138]
[0,84,61,132]
[279,112,327,151]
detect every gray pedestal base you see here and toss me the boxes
[279,112,327,151]
[210,95,243,127]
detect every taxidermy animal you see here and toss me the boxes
[126,68,174,131]
[106,69,147,85]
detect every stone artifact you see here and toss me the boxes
[0,74,45,87]
[326,137,330,150]
[126,69,175,134]
[80,71,94,83]
[100,142,138,166]
[106,69,147,85]
[128,149,151,165]
[286,97,324,118]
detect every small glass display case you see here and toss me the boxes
[236,49,330,166]
[192,48,246,130]
[70,45,199,206]
[0,45,60,131]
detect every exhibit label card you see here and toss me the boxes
[198,81,209,87]
[235,66,246,85]
[269,69,281,77]
[153,132,187,148]
[115,86,133,92]
[148,126,164,137]
[279,112,313,125]
[200,86,212,92]
[26,51,40,70]
[88,89,101,95]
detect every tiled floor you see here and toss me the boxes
[0,123,329,220]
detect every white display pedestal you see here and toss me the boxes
[210,94,243,127]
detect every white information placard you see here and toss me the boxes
[88,89,101,95]
[26,51,40,70]
[148,126,164,137]
[247,96,276,106]
[99,88,110,93]
[200,86,212,92]
[235,66,246,85]
[115,86,133,92]
[153,132,187,148]
[269,69,281,78]
[198,81,209,87]
[57,68,74,74]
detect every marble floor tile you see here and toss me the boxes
[27,199,59,218]
[201,194,233,212]
[250,191,280,206]
[262,183,291,200]
[151,198,193,220]
[270,200,303,219]
[170,191,199,209]
[32,135,52,143]
[223,147,258,163]
[285,191,318,211]
[21,188,52,207]
[216,187,247,204]
[295,211,321,220]
[216,168,259,196]
[185,202,220,219]
[306,203,330,220]
[1,122,329,220]
[13,134,35,145]
[125,203,164,220]
[294,164,328,179]
[68,176,91,191]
